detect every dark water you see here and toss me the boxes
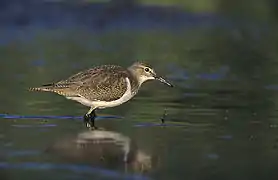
[1,1,278,180]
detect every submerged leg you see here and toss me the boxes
[83,107,97,130]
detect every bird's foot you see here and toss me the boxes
[83,113,96,130]
[83,113,105,131]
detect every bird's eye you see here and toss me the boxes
[144,68,150,72]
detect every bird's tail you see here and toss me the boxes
[29,83,70,96]
[28,83,55,92]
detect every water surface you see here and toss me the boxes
[1,1,278,180]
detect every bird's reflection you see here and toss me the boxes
[46,129,156,174]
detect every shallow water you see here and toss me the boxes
[1,1,278,180]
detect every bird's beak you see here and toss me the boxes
[155,76,174,87]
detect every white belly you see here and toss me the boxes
[66,77,134,109]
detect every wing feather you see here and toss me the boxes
[55,65,129,101]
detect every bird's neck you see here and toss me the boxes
[127,68,142,94]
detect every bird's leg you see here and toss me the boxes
[84,107,97,130]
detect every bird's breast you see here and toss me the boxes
[92,77,135,109]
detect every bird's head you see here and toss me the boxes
[128,62,173,87]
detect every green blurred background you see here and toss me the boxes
[1,0,278,180]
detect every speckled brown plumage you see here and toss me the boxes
[29,61,174,129]
[29,65,140,102]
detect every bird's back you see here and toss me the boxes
[30,65,138,102]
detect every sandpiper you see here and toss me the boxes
[29,62,173,129]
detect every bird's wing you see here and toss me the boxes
[56,65,129,101]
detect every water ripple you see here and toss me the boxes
[134,122,188,128]
[11,124,57,128]
[0,114,123,120]
[6,150,41,157]
[0,162,152,180]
